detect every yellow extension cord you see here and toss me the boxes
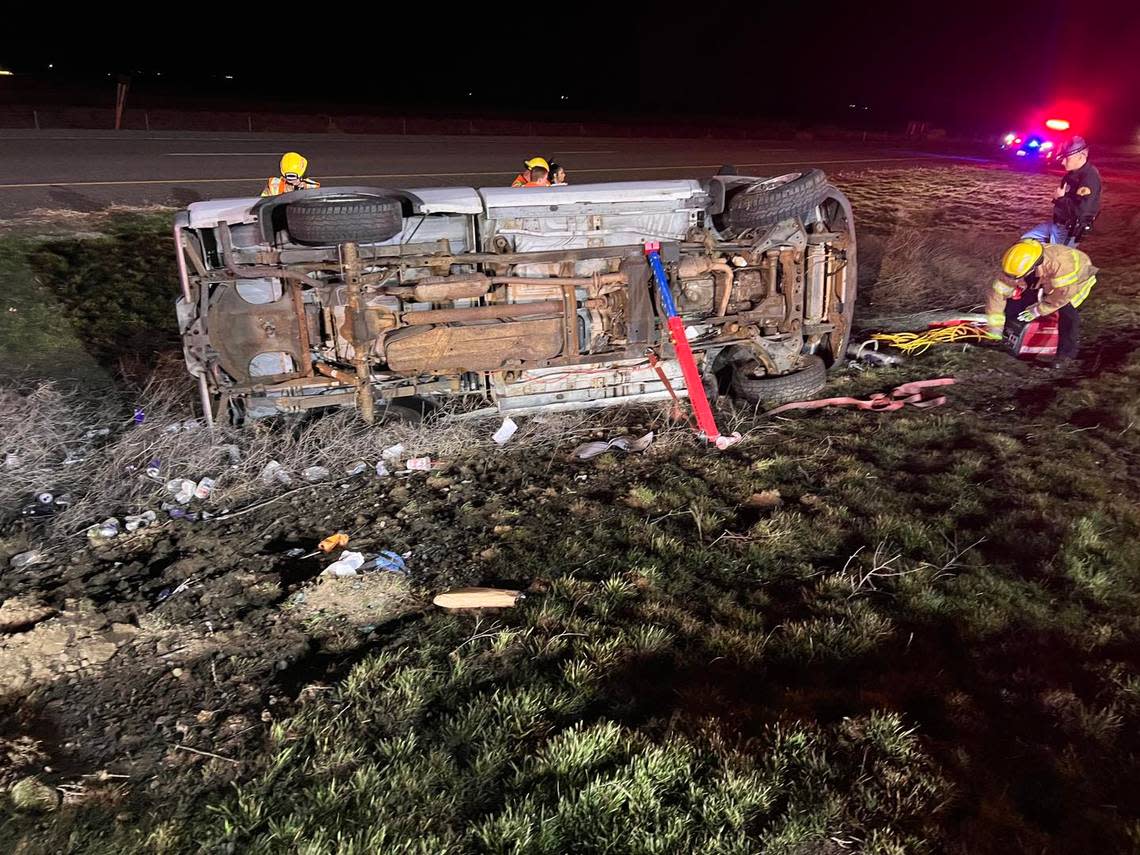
[870,325,992,355]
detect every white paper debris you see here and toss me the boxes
[492,417,519,446]
[324,551,365,577]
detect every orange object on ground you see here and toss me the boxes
[318,532,350,553]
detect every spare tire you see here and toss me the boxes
[286,195,403,246]
[731,354,827,405]
[723,170,828,232]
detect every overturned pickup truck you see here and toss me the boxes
[174,170,855,425]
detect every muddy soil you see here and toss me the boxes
[0,436,656,796]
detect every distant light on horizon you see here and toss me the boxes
[0,69,13,76]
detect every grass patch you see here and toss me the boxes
[6,173,1140,852]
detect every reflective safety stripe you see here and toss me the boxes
[1052,251,1085,287]
[1070,275,1096,309]
[992,280,1015,296]
[261,177,288,197]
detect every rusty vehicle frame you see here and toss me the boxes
[173,172,856,427]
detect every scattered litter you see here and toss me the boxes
[83,428,110,440]
[381,443,405,461]
[259,460,292,486]
[433,587,525,610]
[86,518,121,543]
[167,508,200,522]
[194,477,216,500]
[324,551,365,577]
[745,490,783,509]
[219,444,242,464]
[23,492,71,518]
[406,457,432,472]
[847,340,906,367]
[302,466,331,482]
[157,577,195,603]
[10,551,44,569]
[62,453,86,466]
[362,551,407,574]
[375,461,391,477]
[573,431,655,461]
[345,461,368,476]
[20,503,50,518]
[284,547,306,559]
[166,479,197,505]
[4,452,20,468]
[163,419,202,434]
[133,407,146,426]
[318,532,350,553]
[492,417,519,446]
[124,511,158,532]
[766,377,957,417]
[145,460,162,480]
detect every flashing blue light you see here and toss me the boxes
[1027,139,1040,148]
[1016,150,1027,157]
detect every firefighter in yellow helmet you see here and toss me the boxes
[985,239,1097,365]
[261,152,320,196]
[511,157,549,187]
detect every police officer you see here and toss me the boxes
[1022,136,1102,246]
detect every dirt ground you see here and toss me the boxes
[3,162,1140,853]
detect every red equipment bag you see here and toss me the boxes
[1005,313,1060,357]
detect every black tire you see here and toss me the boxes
[731,354,827,405]
[723,170,828,232]
[286,196,403,246]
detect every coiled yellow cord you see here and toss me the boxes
[870,325,992,355]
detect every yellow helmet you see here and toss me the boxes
[1001,239,1045,279]
[524,156,550,171]
[280,152,309,178]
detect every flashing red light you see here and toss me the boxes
[1014,137,1022,144]
[1045,118,1070,131]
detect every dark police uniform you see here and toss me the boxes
[1053,161,1102,244]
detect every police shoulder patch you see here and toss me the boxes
[1077,186,1092,196]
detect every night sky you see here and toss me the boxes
[5,2,1139,137]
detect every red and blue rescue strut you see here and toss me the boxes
[644,242,739,449]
